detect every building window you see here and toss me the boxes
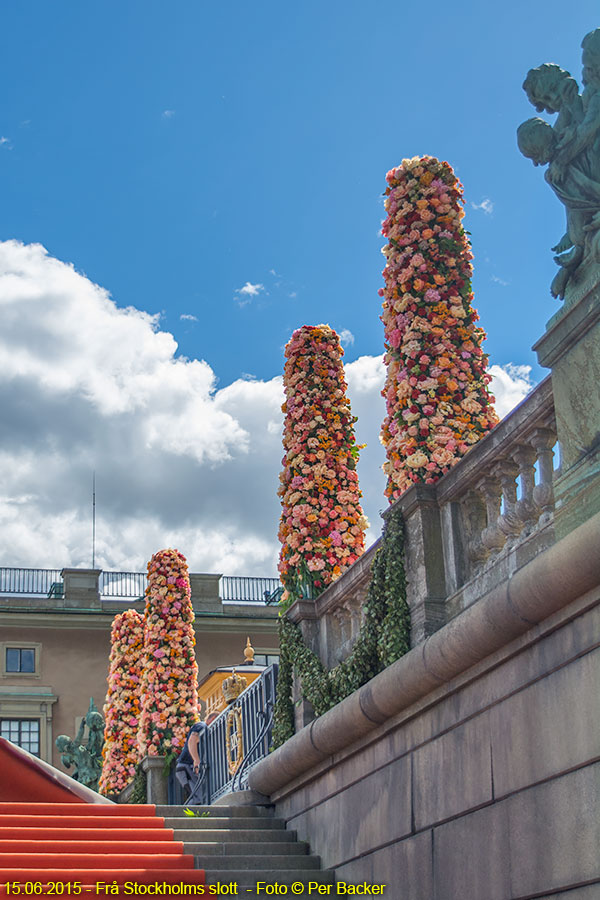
[5,648,35,674]
[0,718,40,756]
[2,642,41,677]
[254,653,280,667]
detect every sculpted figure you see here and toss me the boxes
[55,698,104,791]
[519,29,600,297]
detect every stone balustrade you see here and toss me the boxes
[400,374,557,642]
[288,374,558,664]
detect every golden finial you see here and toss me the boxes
[243,636,254,664]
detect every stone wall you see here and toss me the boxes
[250,513,600,898]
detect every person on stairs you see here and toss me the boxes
[175,720,208,804]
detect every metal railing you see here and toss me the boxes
[221,575,280,604]
[0,567,280,604]
[168,664,278,805]
[0,568,63,596]
[100,571,147,599]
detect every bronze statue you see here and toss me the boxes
[519,29,600,298]
[55,698,105,791]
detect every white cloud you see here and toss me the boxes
[339,329,355,347]
[471,198,494,214]
[162,110,175,119]
[0,137,13,149]
[180,313,198,321]
[236,282,264,297]
[491,275,509,286]
[0,243,537,578]
[488,363,534,418]
[234,281,265,308]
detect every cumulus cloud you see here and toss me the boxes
[0,241,537,577]
[162,110,175,119]
[180,313,198,321]
[471,198,494,214]
[488,363,534,418]
[339,329,355,347]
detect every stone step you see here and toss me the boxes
[156,805,274,818]
[169,828,297,843]
[183,840,310,856]
[164,815,286,830]
[197,854,322,871]
[206,869,336,887]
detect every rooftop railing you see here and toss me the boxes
[220,575,281,604]
[0,567,280,604]
[0,567,64,597]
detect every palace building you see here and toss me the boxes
[0,566,279,769]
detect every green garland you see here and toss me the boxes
[272,507,409,748]
[130,762,147,804]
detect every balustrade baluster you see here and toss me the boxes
[531,428,557,524]
[495,460,522,541]
[461,488,489,565]
[480,476,506,553]
[513,444,540,532]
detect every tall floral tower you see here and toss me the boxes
[379,156,498,501]
[99,608,144,796]
[137,548,199,759]
[278,324,368,605]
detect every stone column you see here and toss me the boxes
[141,755,169,804]
[394,484,447,646]
[189,573,223,614]
[288,598,319,728]
[61,569,101,609]
[533,274,600,538]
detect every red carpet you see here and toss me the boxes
[0,803,205,897]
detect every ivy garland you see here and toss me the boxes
[272,506,409,748]
[130,761,147,804]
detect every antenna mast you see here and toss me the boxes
[92,471,96,569]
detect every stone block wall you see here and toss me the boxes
[271,589,599,898]
[250,512,600,898]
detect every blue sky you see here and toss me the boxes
[0,2,596,575]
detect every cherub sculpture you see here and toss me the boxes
[519,29,600,298]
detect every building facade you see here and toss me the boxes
[0,568,279,770]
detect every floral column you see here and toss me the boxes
[137,548,199,761]
[278,324,368,605]
[379,156,498,501]
[98,609,143,796]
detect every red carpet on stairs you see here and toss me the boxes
[0,803,205,897]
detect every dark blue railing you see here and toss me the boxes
[0,567,63,597]
[221,576,281,604]
[100,571,147,599]
[168,664,278,805]
[0,568,280,604]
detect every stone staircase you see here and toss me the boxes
[156,804,335,897]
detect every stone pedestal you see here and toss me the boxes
[189,573,223,614]
[61,568,101,609]
[288,599,319,728]
[533,274,600,539]
[393,484,447,646]
[141,755,168,805]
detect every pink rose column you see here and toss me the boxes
[137,548,199,760]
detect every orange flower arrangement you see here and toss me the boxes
[379,156,498,500]
[137,548,199,758]
[278,325,367,604]
[98,608,144,796]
